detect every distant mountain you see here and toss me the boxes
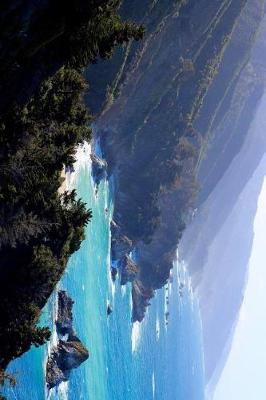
[181,49,266,400]
[199,153,266,396]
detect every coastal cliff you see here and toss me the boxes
[93,0,265,322]
[1,0,266,397]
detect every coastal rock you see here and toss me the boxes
[107,304,113,316]
[110,220,133,260]
[46,354,69,389]
[56,290,74,336]
[57,336,89,370]
[90,153,107,185]
[111,267,118,282]
[132,280,154,322]
[119,255,138,285]
[46,291,89,389]
[46,337,89,389]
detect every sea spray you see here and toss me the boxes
[156,315,160,341]
[131,321,142,353]
[152,372,155,398]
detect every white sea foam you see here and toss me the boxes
[51,292,59,348]
[188,277,194,301]
[164,287,168,313]
[152,372,155,398]
[65,142,92,191]
[45,377,69,400]
[131,321,142,353]
[57,381,69,400]
[168,282,172,297]
[45,293,58,365]
[129,289,133,311]
[74,142,92,170]
[121,284,126,297]
[45,291,60,400]
[156,315,160,341]
[107,224,116,300]
[110,280,116,299]
[44,362,50,400]
[103,180,109,210]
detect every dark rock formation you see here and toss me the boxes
[46,291,89,389]
[132,280,154,322]
[119,255,138,285]
[56,291,74,336]
[111,267,118,282]
[110,220,133,261]
[90,153,107,186]
[46,336,89,389]
[107,304,113,316]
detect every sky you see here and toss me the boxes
[214,178,266,400]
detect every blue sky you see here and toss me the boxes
[214,178,266,400]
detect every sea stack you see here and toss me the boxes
[46,291,89,389]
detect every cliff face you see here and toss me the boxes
[94,0,264,321]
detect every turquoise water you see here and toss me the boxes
[4,147,205,400]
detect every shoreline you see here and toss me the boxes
[58,168,67,195]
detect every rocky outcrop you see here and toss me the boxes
[90,153,107,186]
[110,220,133,260]
[120,255,138,285]
[56,290,74,336]
[107,304,113,316]
[132,280,154,322]
[46,291,89,389]
[111,267,118,282]
[46,335,89,389]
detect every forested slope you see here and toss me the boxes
[0,1,143,392]
[95,0,264,322]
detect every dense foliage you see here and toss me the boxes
[0,0,144,393]
[0,67,92,367]
[0,0,144,114]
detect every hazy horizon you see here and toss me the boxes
[214,177,266,399]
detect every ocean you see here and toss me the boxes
[3,144,205,400]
